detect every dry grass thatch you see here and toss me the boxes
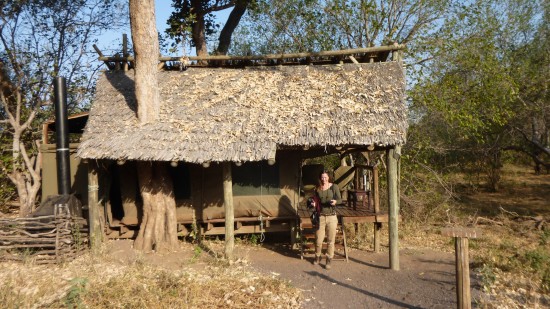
[77,61,407,163]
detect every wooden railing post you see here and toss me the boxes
[442,227,481,309]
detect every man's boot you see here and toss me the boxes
[313,255,321,265]
[326,257,332,270]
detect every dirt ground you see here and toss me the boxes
[243,241,479,309]
[106,237,480,309]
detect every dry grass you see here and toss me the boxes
[0,241,302,308]
[407,164,550,308]
[1,164,548,308]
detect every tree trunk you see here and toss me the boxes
[191,0,208,59]
[134,162,178,252]
[130,0,178,252]
[216,0,250,55]
[10,133,40,216]
[129,0,160,124]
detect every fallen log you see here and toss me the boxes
[474,217,504,226]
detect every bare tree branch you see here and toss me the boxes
[514,126,550,156]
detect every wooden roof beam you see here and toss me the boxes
[98,44,405,63]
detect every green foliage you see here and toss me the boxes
[164,0,250,55]
[541,229,550,246]
[522,248,550,273]
[412,2,518,142]
[232,0,450,55]
[192,245,202,260]
[305,154,340,172]
[478,263,497,292]
[63,277,89,309]
[249,233,259,245]
[408,0,548,190]
[165,0,221,48]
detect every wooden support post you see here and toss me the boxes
[222,162,235,263]
[456,238,471,309]
[87,160,103,249]
[387,146,400,270]
[114,53,121,70]
[122,34,129,71]
[92,45,114,70]
[442,227,481,309]
[373,164,381,253]
[392,42,401,62]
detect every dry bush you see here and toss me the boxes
[392,157,459,226]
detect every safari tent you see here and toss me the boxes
[74,45,407,269]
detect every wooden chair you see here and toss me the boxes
[346,164,373,210]
[347,189,370,210]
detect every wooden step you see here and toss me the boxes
[300,224,348,262]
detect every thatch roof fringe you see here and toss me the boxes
[77,61,407,163]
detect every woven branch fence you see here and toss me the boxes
[0,205,88,264]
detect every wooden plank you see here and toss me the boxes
[441,228,481,239]
[201,224,291,235]
[205,216,296,223]
[342,216,376,224]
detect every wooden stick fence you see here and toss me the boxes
[0,206,88,264]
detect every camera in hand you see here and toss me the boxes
[307,197,315,209]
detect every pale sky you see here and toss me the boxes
[96,1,230,57]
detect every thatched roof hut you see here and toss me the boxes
[77,61,406,163]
